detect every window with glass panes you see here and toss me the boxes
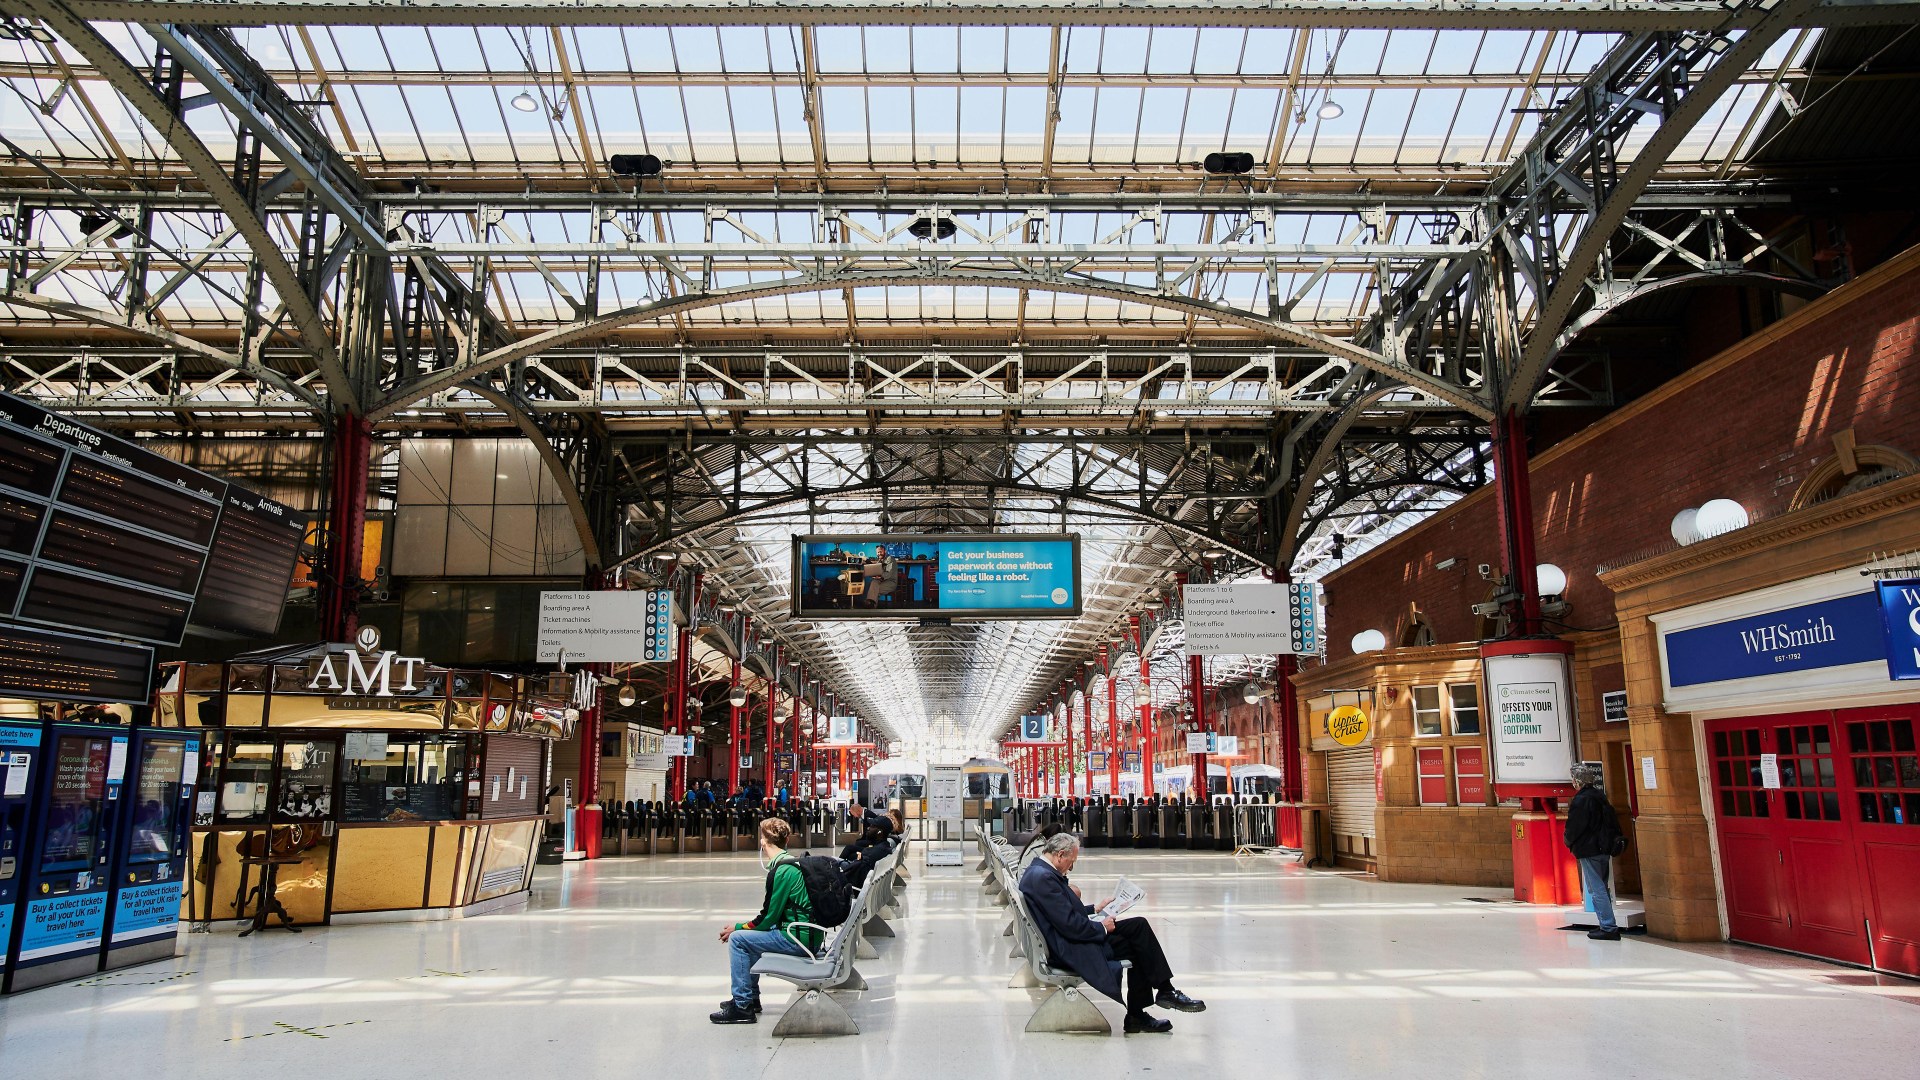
[1449,684,1481,735]
[1412,683,1480,736]
[1412,686,1445,735]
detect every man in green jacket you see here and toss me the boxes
[712,817,817,1024]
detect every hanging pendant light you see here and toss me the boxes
[1317,99,1344,121]
[510,91,540,113]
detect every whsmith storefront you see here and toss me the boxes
[1603,473,1920,976]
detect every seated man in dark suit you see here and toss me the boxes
[1017,831,1205,1034]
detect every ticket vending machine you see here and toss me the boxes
[7,724,126,992]
[0,720,46,993]
[101,730,200,971]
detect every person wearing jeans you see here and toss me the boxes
[712,817,819,1024]
[1563,762,1625,940]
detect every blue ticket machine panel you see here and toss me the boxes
[9,725,126,992]
[103,731,200,970]
[0,721,45,992]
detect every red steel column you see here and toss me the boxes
[1082,687,1094,798]
[764,665,777,797]
[1277,653,1303,803]
[727,655,743,797]
[1063,695,1073,796]
[1189,651,1208,796]
[1105,646,1120,794]
[1493,408,1543,637]
[319,413,371,642]
[1136,617,1154,798]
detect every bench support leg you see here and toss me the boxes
[829,966,867,992]
[771,989,859,1037]
[1010,939,1026,959]
[1001,918,1015,937]
[1024,985,1111,1035]
[1007,964,1042,989]
[855,934,878,960]
[863,914,894,938]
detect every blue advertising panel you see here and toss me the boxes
[18,893,106,961]
[1087,751,1107,772]
[1879,579,1920,681]
[1663,592,1888,689]
[792,534,1080,619]
[110,880,183,942]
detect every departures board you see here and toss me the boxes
[0,395,305,699]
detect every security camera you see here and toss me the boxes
[1476,563,1494,580]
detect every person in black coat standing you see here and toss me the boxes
[1563,762,1625,940]
[1017,832,1205,1033]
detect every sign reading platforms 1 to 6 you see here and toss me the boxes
[1482,641,1579,790]
[537,589,676,663]
[1183,582,1321,655]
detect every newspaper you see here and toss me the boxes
[1093,876,1145,921]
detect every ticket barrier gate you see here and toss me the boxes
[1085,802,1108,847]
[6,723,125,993]
[101,730,199,972]
[1132,803,1154,848]
[1183,803,1206,849]
[1211,804,1234,851]
[1,720,46,994]
[1107,803,1132,848]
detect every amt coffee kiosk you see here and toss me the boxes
[7,722,126,992]
[102,729,199,969]
[0,718,44,992]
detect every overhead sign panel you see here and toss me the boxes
[191,489,306,637]
[792,533,1080,620]
[1183,582,1321,655]
[0,622,154,704]
[537,589,678,663]
[1483,642,1579,792]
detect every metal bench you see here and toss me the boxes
[751,880,874,1037]
[1006,886,1126,1035]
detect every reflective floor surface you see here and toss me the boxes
[3,847,1917,1078]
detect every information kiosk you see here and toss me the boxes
[0,717,44,992]
[102,729,200,970]
[9,722,126,992]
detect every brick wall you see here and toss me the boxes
[1321,242,1920,655]
[1376,808,1515,887]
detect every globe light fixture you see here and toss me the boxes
[1670,507,1702,546]
[1535,563,1569,598]
[1695,498,1750,538]
[728,686,749,708]
[1351,628,1387,654]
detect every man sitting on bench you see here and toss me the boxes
[1018,832,1205,1034]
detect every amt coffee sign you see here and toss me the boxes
[1663,592,1887,688]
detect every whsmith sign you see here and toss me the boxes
[1663,592,1890,688]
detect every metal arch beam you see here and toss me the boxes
[20,0,360,413]
[618,476,1275,573]
[45,1,1920,30]
[1547,268,1829,359]
[371,266,1492,421]
[1277,382,1404,565]
[457,380,604,569]
[0,290,323,408]
[1500,0,1820,414]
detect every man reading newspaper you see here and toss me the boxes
[1018,832,1206,1034]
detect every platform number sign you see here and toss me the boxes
[643,589,675,663]
[1286,583,1321,655]
[1021,714,1047,741]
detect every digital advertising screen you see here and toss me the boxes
[791,533,1080,620]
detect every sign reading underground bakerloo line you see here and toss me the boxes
[791,534,1080,619]
[537,589,677,663]
[1482,642,1580,789]
[1182,582,1322,655]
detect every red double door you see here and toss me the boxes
[1707,705,1920,975]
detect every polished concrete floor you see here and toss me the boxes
[3,847,1917,1078]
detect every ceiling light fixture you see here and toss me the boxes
[1317,100,1345,121]
[510,91,540,113]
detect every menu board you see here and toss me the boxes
[0,622,154,704]
[191,488,305,637]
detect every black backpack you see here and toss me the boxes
[778,854,855,927]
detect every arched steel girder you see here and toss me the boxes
[1501,0,1819,413]
[1545,270,1830,362]
[613,477,1275,574]
[1278,382,1403,565]
[369,266,1493,422]
[0,290,324,409]
[455,381,604,570]
[21,0,358,412]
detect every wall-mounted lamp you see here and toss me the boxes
[1351,629,1387,654]
[728,686,749,709]
[1535,563,1568,598]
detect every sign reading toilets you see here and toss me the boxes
[1483,647,1578,787]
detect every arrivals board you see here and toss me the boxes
[192,489,305,637]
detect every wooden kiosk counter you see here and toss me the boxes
[154,640,576,927]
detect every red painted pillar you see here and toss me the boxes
[1136,617,1154,798]
[1082,687,1094,798]
[1277,653,1302,802]
[727,655,743,798]
[1189,652,1208,796]
[1063,696,1073,796]
[1493,408,1543,638]
[319,413,371,642]
[669,621,692,802]
[1105,647,1120,794]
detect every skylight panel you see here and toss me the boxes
[670,26,725,72]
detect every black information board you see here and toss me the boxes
[0,621,154,704]
[0,395,225,645]
[192,488,305,637]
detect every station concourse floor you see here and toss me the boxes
[4,849,1918,1079]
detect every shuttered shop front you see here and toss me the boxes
[1327,746,1378,862]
